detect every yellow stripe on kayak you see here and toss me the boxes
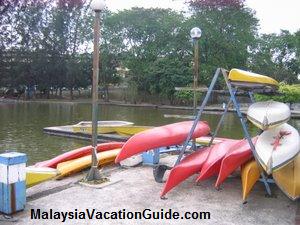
[241,160,260,201]
[229,69,279,87]
[56,148,121,178]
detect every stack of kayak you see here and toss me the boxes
[26,142,124,188]
[115,102,300,201]
[242,101,300,200]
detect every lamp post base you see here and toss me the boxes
[85,166,108,183]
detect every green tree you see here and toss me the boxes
[188,0,259,85]
[249,30,300,83]
[103,8,193,102]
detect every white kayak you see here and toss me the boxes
[255,123,300,174]
[247,101,290,130]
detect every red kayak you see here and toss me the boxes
[115,121,210,163]
[160,147,210,198]
[196,140,240,182]
[35,142,125,168]
[215,137,258,187]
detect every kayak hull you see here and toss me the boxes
[215,137,258,187]
[228,69,278,87]
[114,126,152,136]
[241,159,260,201]
[160,148,210,197]
[196,140,240,182]
[196,136,236,145]
[26,167,58,188]
[115,121,210,163]
[255,123,300,174]
[273,153,300,200]
[247,101,290,130]
[73,121,134,134]
[35,142,124,168]
[57,148,121,178]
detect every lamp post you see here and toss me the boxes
[86,0,106,181]
[190,27,202,115]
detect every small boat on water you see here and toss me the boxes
[273,153,300,200]
[255,123,300,174]
[196,140,240,182]
[113,126,152,136]
[26,167,58,188]
[228,69,279,88]
[247,101,291,130]
[73,121,134,134]
[115,121,211,163]
[35,142,124,168]
[241,159,260,201]
[56,148,121,178]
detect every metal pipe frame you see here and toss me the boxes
[175,68,221,165]
[174,67,272,196]
[221,69,271,196]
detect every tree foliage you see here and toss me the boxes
[0,0,299,103]
[248,30,300,83]
[255,83,300,103]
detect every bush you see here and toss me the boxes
[174,89,202,105]
[254,83,300,103]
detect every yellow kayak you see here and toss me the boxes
[56,148,120,178]
[241,159,260,201]
[113,126,152,136]
[228,69,279,87]
[73,121,134,134]
[196,136,235,145]
[273,153,300,200]
[26,167,58,188]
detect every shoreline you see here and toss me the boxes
[1,97,300,118]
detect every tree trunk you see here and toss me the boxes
[47,88,50,99]
[104,85,109,102]
[70,87,73,100]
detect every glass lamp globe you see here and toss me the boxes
[190,27,202,39]
[90,0,105,11]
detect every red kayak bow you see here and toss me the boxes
[161,147,210,197]
[115,121,210,163]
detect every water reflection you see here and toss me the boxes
[0,102,298,165]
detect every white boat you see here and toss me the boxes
[247,101,291,130]
[255,123,300,174]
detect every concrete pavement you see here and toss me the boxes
[1,156,298,225]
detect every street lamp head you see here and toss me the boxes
[190,27,202,39]
[90,0,106,11]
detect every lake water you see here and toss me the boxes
[0,101,299,165]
